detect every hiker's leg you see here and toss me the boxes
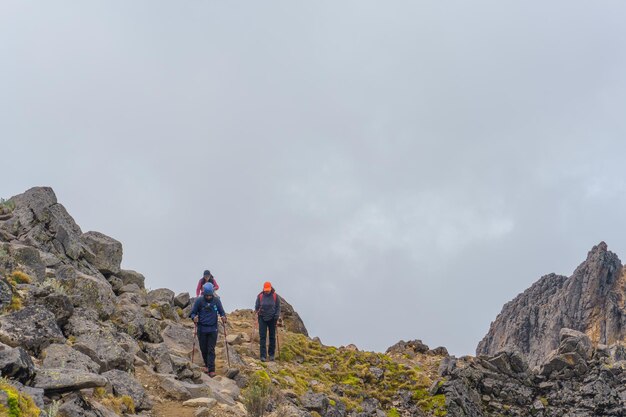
[258,317,268,359]
[197,331,210,369]
[207,331,218,373]
[268,318,277,357]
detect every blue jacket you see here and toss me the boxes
[255,289,281,322]
[189,296,226,333]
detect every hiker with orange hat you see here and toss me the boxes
[255,281,281,361]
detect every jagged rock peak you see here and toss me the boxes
[477,242,625,368]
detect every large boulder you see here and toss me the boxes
[6,187,86,261]
[64,308,103,337]
[81,231,123,276]
[558,328,593,360]
[57,392,114,417]
[148,288,175,306]
[279,296,308,336]
[161,322,195,358]
[118,269,145,289]
[102,369,153,411]
[34,368,107,393]
[73,330,134,372]
[33,292,74,328]
[0,305,65,355]
[112,295,162,343]
[3,243,46,282]
[0,342,35,383]
[56,265,116,320]
[143,343,174,374]
[174,292,191,309]
[42,343,100,373]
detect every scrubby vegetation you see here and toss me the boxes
[93,387,136,414]
[257,333,447,415]
[242,370,274,417]
[0,378,41,417]
[3,271,33,312]
[0,198,15,214]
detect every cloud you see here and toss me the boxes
[2,0,626,355]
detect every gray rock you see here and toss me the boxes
[112,298,162,343]
[73,330,134,372]
[34,368,107,393]
[161,322,195,358]
[65,307,102,336]
[5,244,46,281]
[300,390,329,414]
[174,292,191,308]
[558,328,593,361]
[106,275,123,293]
[117,290,148,307]
[0,342,35,383]
[0,278,12,310]
[144,343,174,374]
[119,283,142,294]
[7,187,85,261]
[118,269,145,289]
[386,339,430,355]
[102,369,153,411]
[369,367,384,380]
[159,376,192,400]
[81,231,123,275]
[58,392,109,417]
[0,305,65,355]
[42,343,100,373]
[477,242,624,367]
[148,288,175,306]
[39,293,74,327]
[279,296,309,336]
[55,265,116,320]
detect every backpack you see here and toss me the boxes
[258,292,277,303]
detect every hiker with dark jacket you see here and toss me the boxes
[190,283,226,377]
[255,281,281,361]
[196,269,220,297]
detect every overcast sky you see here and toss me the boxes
[2,1,626,356]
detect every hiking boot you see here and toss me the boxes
[208,372,216,378]
[260,356,267,362]
[269,355,275,361]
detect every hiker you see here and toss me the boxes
[255,281,281,362]
[189,282,226,377]
[196,269,219,297]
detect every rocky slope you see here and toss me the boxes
[0,187,450,417]
[5,186,626,417]
[477,242,626,368]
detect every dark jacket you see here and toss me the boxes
[255,289,281,322]
[189,295,225,333]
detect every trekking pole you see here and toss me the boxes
[276,327,280,360]
[222,320,231,369]
[191,323,198,364]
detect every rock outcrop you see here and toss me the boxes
[477,242,626,367]
[0,186,347,417]
[444,328,626,416]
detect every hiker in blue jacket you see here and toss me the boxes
[190,283,226,377]
[255,281,281,362]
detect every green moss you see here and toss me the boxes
[539,397,548,407]
[266,333,446,414]
[387,408,400,417]
[0,380,41,417]
[341,375,361,386]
